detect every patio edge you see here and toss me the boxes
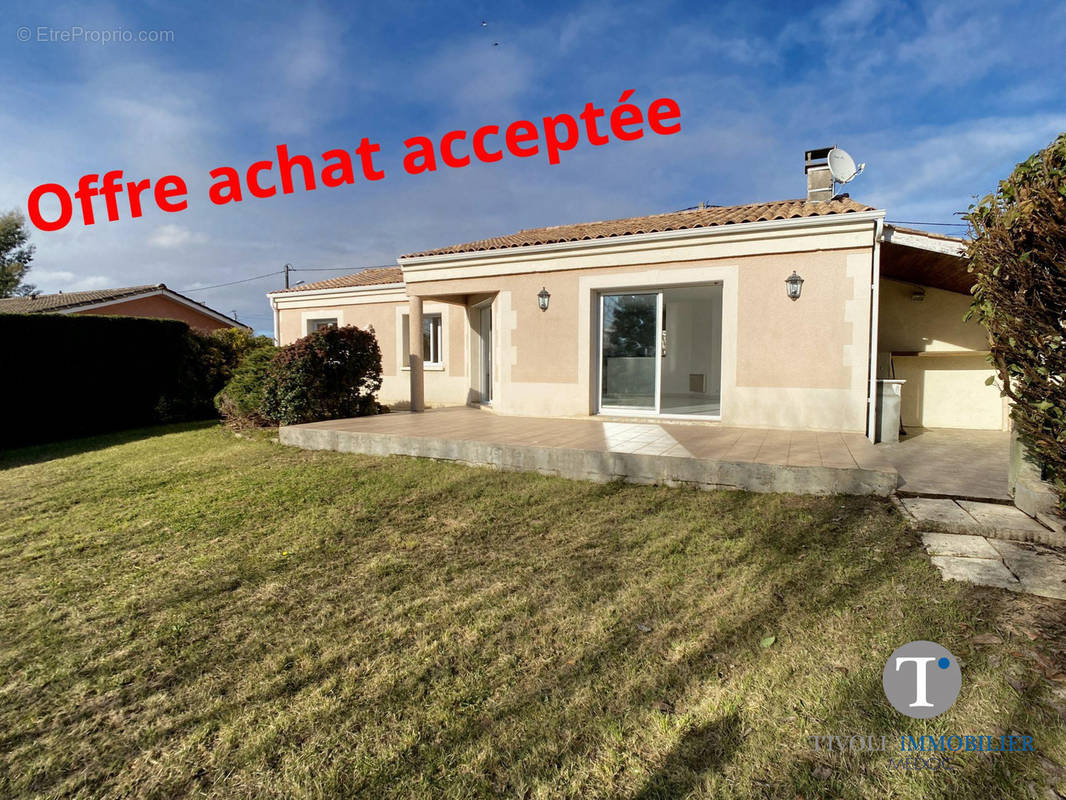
[279,424,898,497]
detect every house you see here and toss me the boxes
[0,284,249,333]
[268,148,1003,441]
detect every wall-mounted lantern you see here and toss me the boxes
[537,287,550,311]
[785,271,804,301]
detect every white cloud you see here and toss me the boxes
[148,224,207,248]
[854,113,1066,220]
[242,7,353,137]
[30,270,113,293]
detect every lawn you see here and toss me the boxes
[0,423,1064,799]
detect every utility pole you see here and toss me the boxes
[284,263,292,289]
[231,310,239,323]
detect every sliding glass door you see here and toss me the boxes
[598,285,722,418]
[600,292,660,411]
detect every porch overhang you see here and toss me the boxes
[880,224,972,294]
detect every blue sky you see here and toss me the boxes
[2,0,1064,335]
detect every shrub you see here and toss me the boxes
[215,347,278,428]
[262,325,382,425]
[965,132,1066,509]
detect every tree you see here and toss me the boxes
[0,210,36,298]
[965,132,1066,509]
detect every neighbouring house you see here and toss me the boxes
[268,147,1004,441]
[0,284,249,333]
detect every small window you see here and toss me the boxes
[402,313,443,367]
[307,318,338,333]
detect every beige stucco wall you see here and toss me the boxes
[893,355,1007,430]
[877,278,1007,430]
[878,278,988,353]
[406,235,875,431]
[274,291,471,408]
[271,217,881,432]
[277,301,402,375]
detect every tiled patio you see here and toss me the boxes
[877,427,1011,501]
[280,407,899,495]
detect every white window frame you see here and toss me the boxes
[401,311,445,370]
[306,317,338,334]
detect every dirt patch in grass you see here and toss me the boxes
[0,424,1063,799]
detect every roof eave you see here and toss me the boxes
[882,224,967,258]
[267,281,407,302]
[399,209,886,266]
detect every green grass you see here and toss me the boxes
[0,423,1063,799]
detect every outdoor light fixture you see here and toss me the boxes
[785,270,804,301]
[537,286,550,311]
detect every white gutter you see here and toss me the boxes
[266,282,406,300]
[399,210,887,267]
[867,218,884,442]
[271,296,280,345]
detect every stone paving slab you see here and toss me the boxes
[922,531,1066,601]
[988,539,1066,601]
[956,500,1049,535]
[920,532,1000,559]
[899,496,1065,546]
[900,497,978,530]
[929,555,1021,591]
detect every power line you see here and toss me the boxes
[178,270,284,293]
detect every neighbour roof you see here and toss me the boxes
[0,284,162,313]
[401,196,877,258]
[269,266,404,294]
[0,283,248,328]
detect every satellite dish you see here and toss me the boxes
[827,147,865,184]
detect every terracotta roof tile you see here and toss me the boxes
[401,196,877,258]
[0,285,162,313]
[270,266,404,294]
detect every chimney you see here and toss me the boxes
[804,146,834,202]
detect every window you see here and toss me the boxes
[307,318,338,333]
[402,312,443,367]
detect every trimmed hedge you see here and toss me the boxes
[966,132,1066,510]
[0,313,232,448]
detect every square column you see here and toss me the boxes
[408,295,424,412]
